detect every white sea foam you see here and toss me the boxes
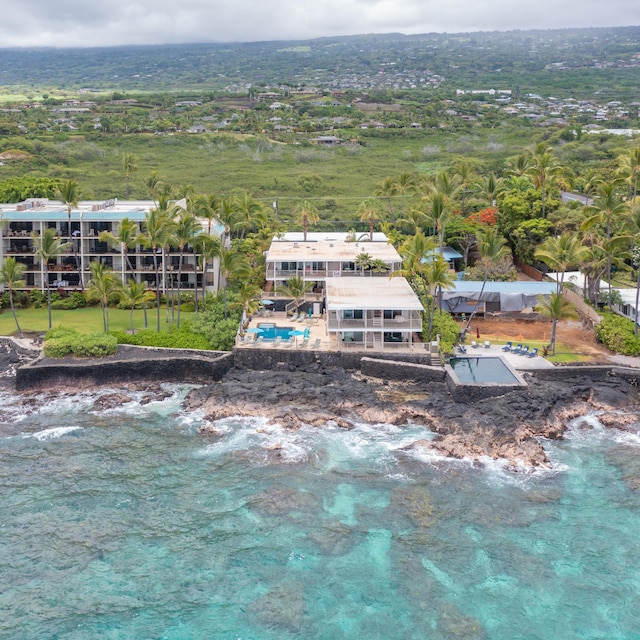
[562,411,640,449]
[25,426,83,441]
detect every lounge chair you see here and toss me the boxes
[282,338,295,348]
[484,340,491,349]
[471,340,478,348]
[527,347,539,358]
[502,341,513,351]
[289,312,299,322]
[309,338,322,349]
[271,336,283,347]
[457,344,467,354]
[519,345,530,356]
[252,335,264,347]
[510,343,523,353]
[298,338,310,348]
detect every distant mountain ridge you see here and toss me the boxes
[1,27,639,93]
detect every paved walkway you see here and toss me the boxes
[458,344,555,370]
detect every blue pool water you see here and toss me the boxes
[257,323,295,340]
[1,386,640,639]
[450,356,521,384]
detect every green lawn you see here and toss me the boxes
[0,305,194,337]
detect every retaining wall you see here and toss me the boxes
[15,349,234,390]
[233,348,433,372]
[361,357,445,382]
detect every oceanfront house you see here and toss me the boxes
[0,198,224,292]
[439,281,556,315]
[326,277,423,349]
[264,232,424,349]
[265,232,403,302]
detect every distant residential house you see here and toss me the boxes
[311,135,343,145]
[187,124,207,134]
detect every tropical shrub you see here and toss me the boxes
[425,310,460,354]
[50,292,87,310]
[43,328,117,358]
[595,312,640,356]
[111,323,211,350]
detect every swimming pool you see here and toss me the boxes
[449,356,521,384]
[256,323,295,341]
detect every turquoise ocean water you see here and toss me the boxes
[1,385,640,640]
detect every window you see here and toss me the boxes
[343,309,363,319]
[343,332,363,343]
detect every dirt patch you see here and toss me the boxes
[464,317,611,360]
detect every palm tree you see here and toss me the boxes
[398,205,428,235]
[99,218,141,283]
[0,256,26,338]
[57,179,83,291]
[87,261,118,333]
[141,207,175,331]
[118,279,148,332]
[537,292,578,355]
[534,234,590,293]
[391,232,438,312]
[192,233,222,312]
[237,281,262,319]
[123,153,138,198]
[463,227,510,334]
[278,275,314,314]
[527,147,563,218]
[218,247,250,318]
[426,190,452,250]
[581,182,628,307]
[234,193,266,239]
[476,172,503,207]
[375,176,398,221]
[355,252,373,275]
[618,147,640,205]
[32,228,71,329]
[424,254,456,341]
[146,171,162,204]
[195,193,222,235]
[453,160,476,215]
[504,153,531,178]
[357,198,382,241]
[392,171,417,213]
[174,209,202,327]
[217,195,240,246]
[293,200,319,242]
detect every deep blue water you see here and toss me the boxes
[1,386,640,639]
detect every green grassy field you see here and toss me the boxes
[0,305,191,337]
[5,124,536,220]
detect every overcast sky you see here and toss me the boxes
[0,0,639,48]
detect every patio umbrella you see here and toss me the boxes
[246,327,264,333]
[288,329,306,345]
[261,299,275,306]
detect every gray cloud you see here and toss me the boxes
[0,0,638,47]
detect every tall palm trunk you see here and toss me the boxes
[177,248,184,328]
[45,266,52,329]
[152,251,161,332]
[8,290,23,339]
[635,264,640,337]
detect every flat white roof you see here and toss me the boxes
[325,277,424,311]
[279,232,389,243]
[267,239,401,263]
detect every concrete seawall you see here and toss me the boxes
[15,346,234,390]
[13,342,640,391]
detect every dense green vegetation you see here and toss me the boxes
[2,28,640,357]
